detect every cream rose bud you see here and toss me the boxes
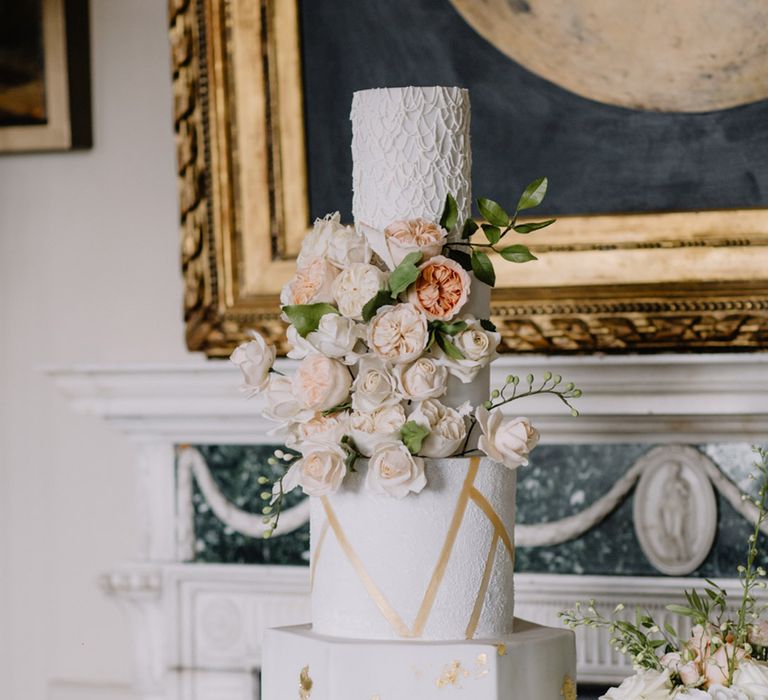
[229,332,276,396]
[349,404,406,456]
[280,257,339,307]
[282,444,347,497]
[285,324,314,361]
[332,263,388,320]
[407,255,470,321]
[384,218,447,268]
[306,313,366,363]
[434,317,501,383]
[292,355,352,411]
[733,660,768,700]
[297,212,370,268]
[476,407,539,470]
[601,670,672,700]
[393,357,447,400]
[365,441,427,499]
[409,399,467,458]
[284,411,350,449]
[660,652,701,687]
[368,303,428,364]
[351,356,399,413]
[262,374,314,424]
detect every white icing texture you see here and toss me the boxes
[310,457,516,640]
[351,86,472,234]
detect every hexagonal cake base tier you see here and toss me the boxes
[262,618,576,699]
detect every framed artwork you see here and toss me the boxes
[0,0,91,153]
[169,0,768,357]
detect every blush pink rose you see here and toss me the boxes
[407,255,470,321]
[282,258,339,306]
[384,218,447,267]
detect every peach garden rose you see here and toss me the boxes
[280,257,338,306]
[368,303,428,364]
[384,217,447,267]
[291,354,352,411]
[407,255,470,321]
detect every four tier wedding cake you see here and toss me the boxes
[232,86,577,699]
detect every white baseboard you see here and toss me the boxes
[48,680,140,700]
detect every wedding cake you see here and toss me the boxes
[232,86,577,699]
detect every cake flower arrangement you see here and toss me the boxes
[561,446,768,700]
[231,178,582,535]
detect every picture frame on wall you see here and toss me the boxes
[169,0,768,357]
[0,0,91,154]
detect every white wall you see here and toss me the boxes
[0,2,190,699]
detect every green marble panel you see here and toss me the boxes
[183,442,768,577]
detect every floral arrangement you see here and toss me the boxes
[561,446,768,700]
[231,179,582,536]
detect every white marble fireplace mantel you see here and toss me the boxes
[50,354,768,699]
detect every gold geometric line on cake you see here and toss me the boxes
[309,519,329,591]
[320,496,412,637]
[317,456,513,639]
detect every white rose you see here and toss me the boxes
[229,332,275,395]
[286,324,315,361]
[350,403,406,456]
[433,317,500,383]
[409,399,467,458]
[306,314,366,364]
[368,303,428,364]
[351,356,399,413]
[392,357,447,400]
[476,407,539,469]
[326,224,371,268]
[262,374,314,424]
[292,355,352,411]
[675,691,710,699]
[601,670,672,700]
[332,263,388,320]
[708,687,749,700]
[734,661,768,700]
[284,411,350,450]
[282,444,347,497]
[280,257,339,306]
[384,218,448,268]
[366,441,426,499]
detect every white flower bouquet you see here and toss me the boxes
[561,447,768,700]
[230,180,582,535]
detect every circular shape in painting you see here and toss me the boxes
[632,445,717,576]
[449,0,768,112]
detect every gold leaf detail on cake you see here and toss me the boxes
[475,652,489,678]
[495,642,507,656]
[299,665,313,699]
[436,660,470,688]
[561,674,577,700]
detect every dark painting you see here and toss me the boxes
[0,0,46,127]
[298,0,768,220]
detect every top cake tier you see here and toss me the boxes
[351,86,472,233]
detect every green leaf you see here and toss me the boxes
[321,401,352,416]
[361,289,392,322]
[514,219,556,234]
[282,303,339,337]
[477,197,510,227]
[436,332,466,360]
[388,251,422,298]
[446,247,472,271]
[436,320,468,336]
[480,318,497,332]
[461,218,479,240]
[400,421,430,455]
[471,250,496,287]
[440,193,458,232]
[499,244,537,263]
[482,224,501,245]
[516,177,548,211]
[665,604,696,618]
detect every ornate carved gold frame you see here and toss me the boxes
[169,0,768,357]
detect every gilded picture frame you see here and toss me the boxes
[169,0,768,357]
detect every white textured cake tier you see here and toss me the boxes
[310,456,516,640]
[351,86,472,233]
[262,620,576,700]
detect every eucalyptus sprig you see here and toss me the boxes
[560,602,667,672]
[259,448,299,539]
[441,177,555,287]
[484,371,582,417]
